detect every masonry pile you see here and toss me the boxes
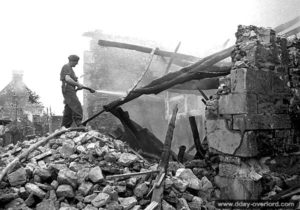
[0,129,217,210]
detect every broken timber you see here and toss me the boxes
[110,107,164,157]
[98,39,199,62]
[106,170,159,180]
[146,105,178,210]
[188,116,206,159]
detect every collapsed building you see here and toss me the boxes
[82,31,208,155]
[0,19,300,210]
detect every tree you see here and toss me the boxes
[26,88,41,104]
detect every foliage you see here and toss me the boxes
[26,88,41,104]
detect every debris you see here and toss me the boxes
[7,167,27,186]
[88,166,104,183]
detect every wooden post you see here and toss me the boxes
[177,145,186,163]
[188,116,205,159]
[148,105,178,210]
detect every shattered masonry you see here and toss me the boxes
[206,25,300,200]
[0,129,216,210]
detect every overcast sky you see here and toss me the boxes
[0,0,299,115]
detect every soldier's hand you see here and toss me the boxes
[77,84,84,90]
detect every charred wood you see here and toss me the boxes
[188,116,206,159]
[149,105,178,210]
[177,146,186,163]
[98,39,199,62]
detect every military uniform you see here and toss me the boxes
[60,64,83,127]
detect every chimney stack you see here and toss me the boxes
[12,70,24,82]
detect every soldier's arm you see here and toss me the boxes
[65,75,83,89]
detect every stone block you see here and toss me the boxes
[57,169,78,188]
[91,193,110,207]
[34,168,52,181]
[231,68,291,95]
[206,119,259,157]
[118,197,138,210]
[175,168,201,190]
[218,93,257,114]
[233,114,292,130]
[36,199,56,210]
[25,183,46,198]
[272,74,291,94]
[214,175,262,200]
[231,68,272,94]
[56,184,74,198]
[78,181,93,196]
[118,153,139,166]
[102,185,118,201]
[199,176,213,192]
[84,193,97,203]
[257,94,291,114]
[59,139,75,158]
[171,177,189,192]
[50,180,59,190]
[106,201,122,210]
[77,168,90,183]
[88,166,104,183]
[7,167,27,187]
[188,196,203,210]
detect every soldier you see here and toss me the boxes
[60,55,84,128]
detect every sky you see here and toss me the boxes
[0,0,299,115]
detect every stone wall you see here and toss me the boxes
[206,25,300,200]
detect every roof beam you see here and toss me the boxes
[98,39,200,62]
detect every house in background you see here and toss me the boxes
[0,70,46,145]
[0,70,44,122]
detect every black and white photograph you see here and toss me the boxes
[0,0,299,209]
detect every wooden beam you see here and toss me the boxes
[98,39,200,62]
[106,170,159,180]
[188,116,205,159]
[164,41,181,74]
[283,26,300,37]
[177,145,186,163]
[149,105,178,210]
[275,15,300,33]
[169,77,220,93]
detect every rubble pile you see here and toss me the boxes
[0,129,220,210]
